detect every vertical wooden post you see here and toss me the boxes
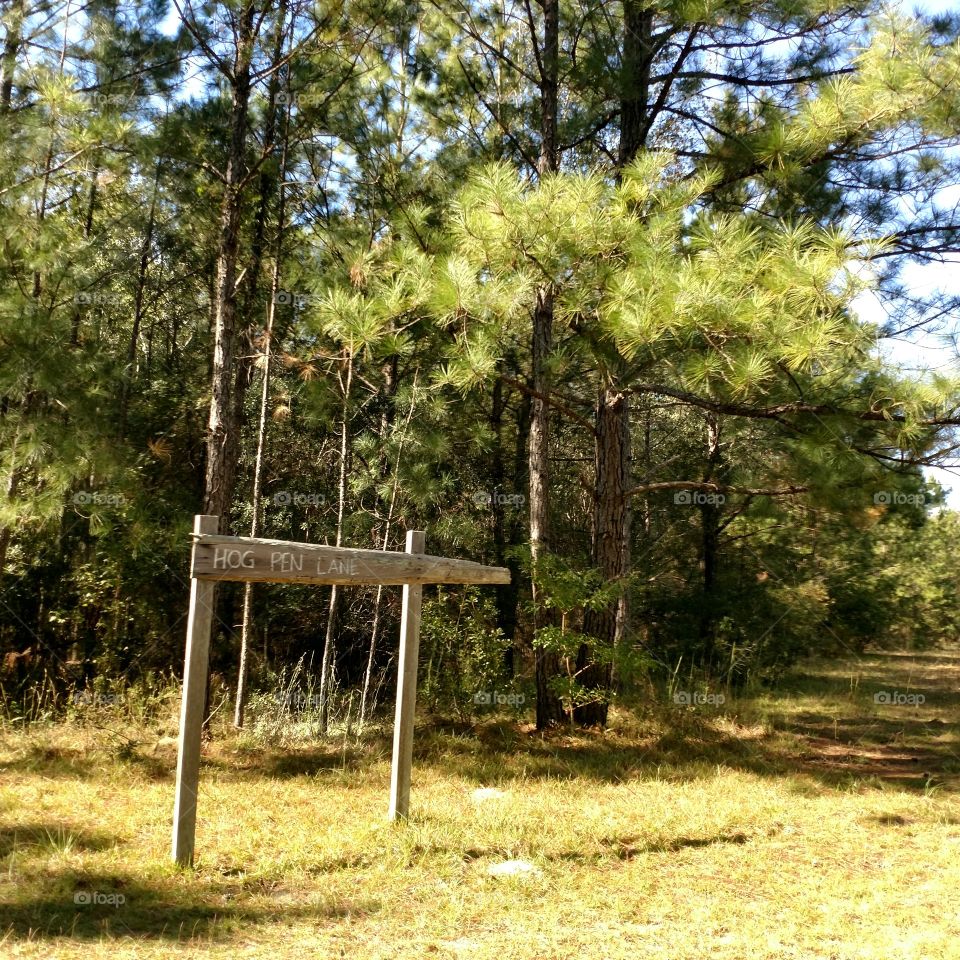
[172,514,218,866]
[388,529,426,821]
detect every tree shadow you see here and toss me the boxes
[6,651,956,815]
[202,734,391,780]
[0,869,382,941]
[255,744,381,779]
[0,744,99,780]
[615,831,751,858]
[411,829,753,865]
[411,648,959,793]
[0,823,119,859]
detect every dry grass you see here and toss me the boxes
[1,647,959,958]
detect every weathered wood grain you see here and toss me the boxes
[191,534,511,585]
[172,515,218,867]
[388,530,425,821]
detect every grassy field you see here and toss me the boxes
[1,647,959,959]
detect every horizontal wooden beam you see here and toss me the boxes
[190,534,511,586]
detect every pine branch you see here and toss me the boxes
[628,383,960,427]
[499,374,596,435]
[626,480,809,499]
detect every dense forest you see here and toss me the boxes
[2,0,960,730]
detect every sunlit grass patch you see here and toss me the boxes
[1,646,958,958]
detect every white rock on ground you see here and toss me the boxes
[487,859,541,877]
[471,787,507,802]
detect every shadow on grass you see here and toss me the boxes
[771,649,958,700]
[0,740,175,782]
[4,651,957,804]
[256,743,384,779]
[0,869,382,941]
[199,732,392,781]
[0,823,119,859]
[408,648,959,793]
[408,709,958,792]
[0,743,100,780]
[413,829,754,865]
[617,831,751,858]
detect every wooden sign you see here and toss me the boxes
[172,516,511,867]
[192,533,511,586]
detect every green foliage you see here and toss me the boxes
[2,0,960,730]
[418,588,517,718]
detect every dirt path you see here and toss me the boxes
[773,646,960,787]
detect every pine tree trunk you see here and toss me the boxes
[234,90,291,729]
[619,1,652,165]
[537,0,558,174]
[203,3,257,523]
[531,290,564,728]
[575,388,630,726]
[572,0,654,726]
[230,4,289,728]
[511,386,530,669]
[359,582,386,729]
[233,239,280,729]
[359,362,418,730]
[318,353,353,733]
[530,0,566,730]
[490,369,520,671]
[698,414,723,669]
[119,155,162,436]
[0,0,23,114]
[199,3,258,737]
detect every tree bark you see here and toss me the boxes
[197,1,259,737]
[318,351,353,732]
[698,413,724,667]
[530,0,565,728]
[359,357,410,730]
[119,155,162,436]
[223,2,288,546]
[202,2,257,524]
[619,0,652,166]
[575,387,630,725]
[231,6,290,727]
[490,367,521,671]
[0,0,23,114]
[572,0,654,726]
[234,145,290,727]
[531,290,565,728]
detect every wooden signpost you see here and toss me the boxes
[172,515,510,867]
